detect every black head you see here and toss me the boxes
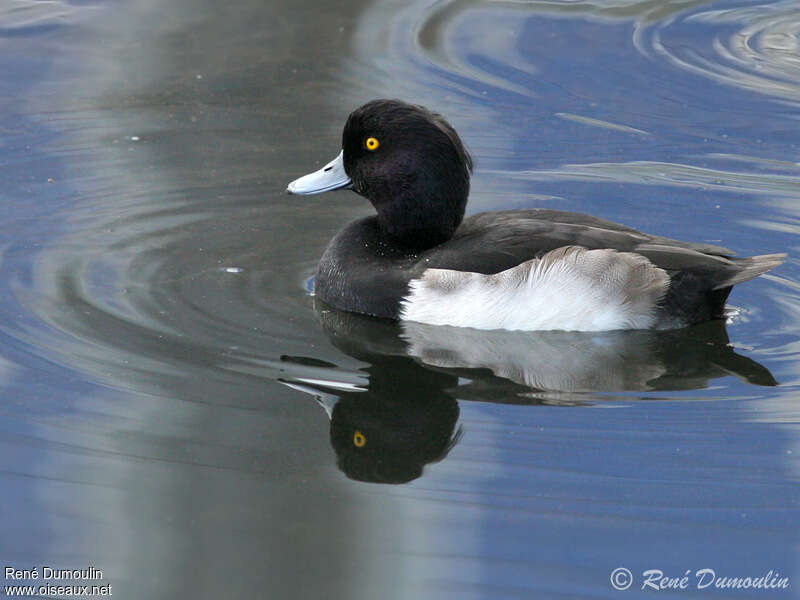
[342,99,473,250]
[330,392,461,484]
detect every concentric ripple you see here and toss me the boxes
[647,0,800,103]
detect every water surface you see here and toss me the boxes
[1,0,799,598]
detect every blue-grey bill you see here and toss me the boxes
[286,150,352,194]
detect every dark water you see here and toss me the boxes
[1,0,799,598]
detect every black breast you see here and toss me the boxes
[315,217,418,318]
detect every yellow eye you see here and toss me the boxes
[353,430,366,447]
[365,137,380,151]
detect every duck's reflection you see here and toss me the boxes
[282,305,776,483]
[327,386,461,485]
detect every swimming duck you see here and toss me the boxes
[287,99,785,331]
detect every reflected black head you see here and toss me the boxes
[330,394,461,484]
[342,99,473,250]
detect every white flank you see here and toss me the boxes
[400,246,669,331]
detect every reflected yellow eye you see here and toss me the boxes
[365,137,380,151]
[353,430,366,447]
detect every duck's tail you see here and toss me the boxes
[712,253,787,289]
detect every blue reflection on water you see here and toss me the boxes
[1,0,799,598]
[339,1,800,596]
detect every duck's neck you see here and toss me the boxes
[369,180,468,251]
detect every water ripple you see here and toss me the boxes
[647,0,800,104]
[421,0,800,105]
[0,0,90,35]
[493,158,800,196]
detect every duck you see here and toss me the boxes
[287,99,785,331]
